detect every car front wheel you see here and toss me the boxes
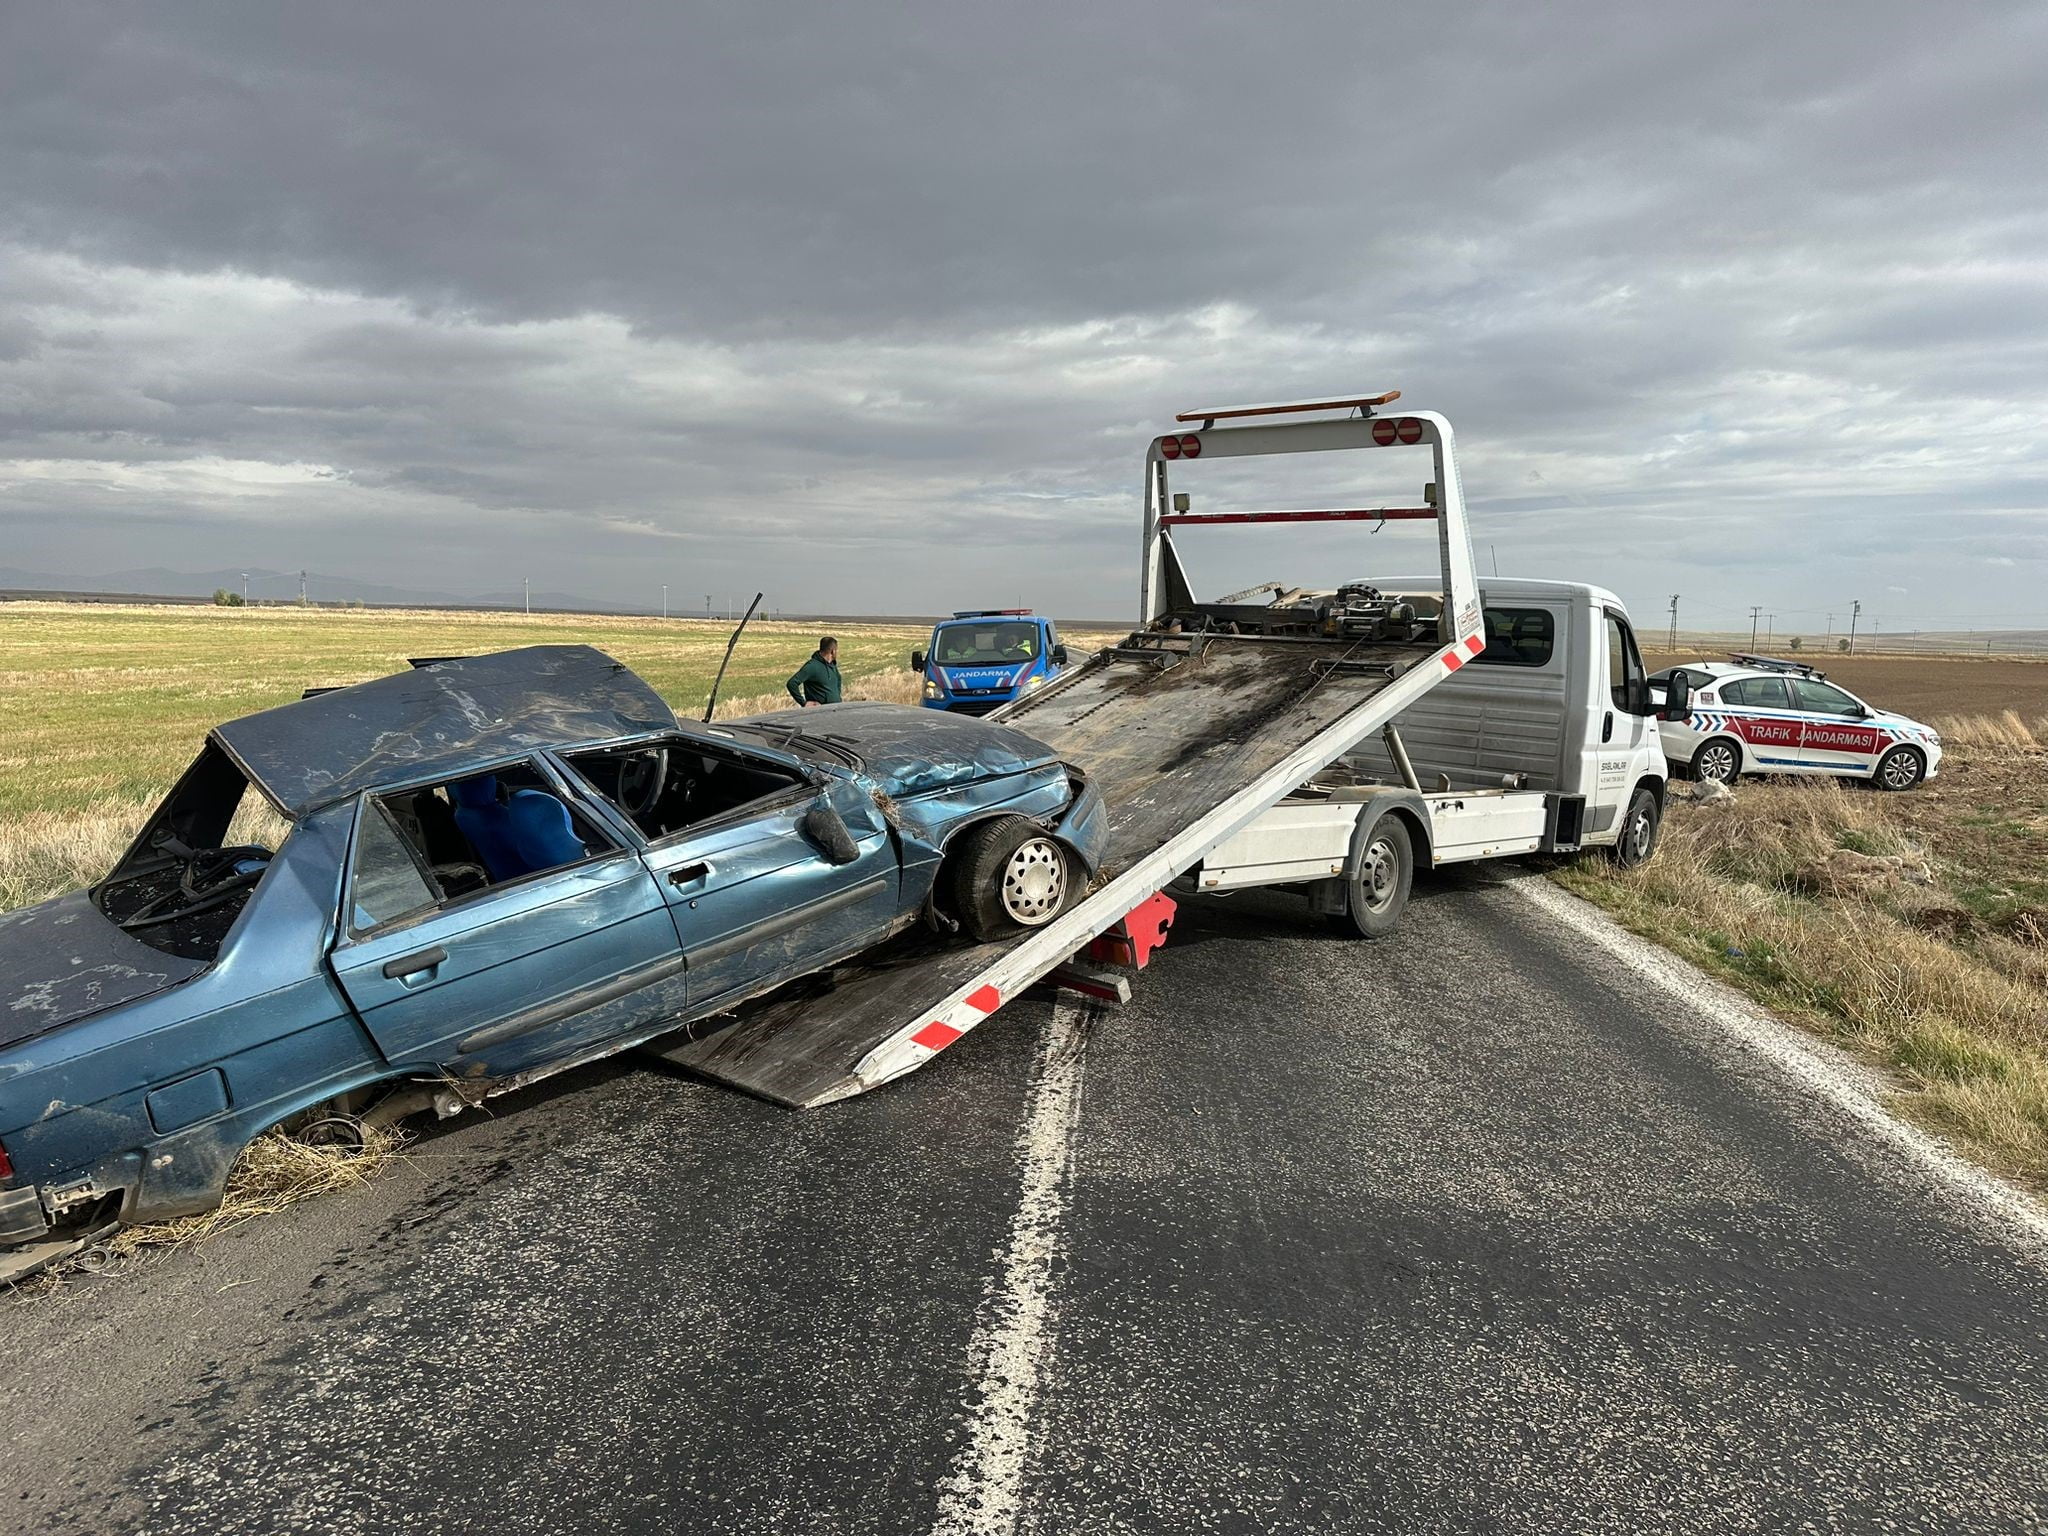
[1608,785,1662,868]
[1874,746,1925,792]
[951,816,1073,941]
[1691,738,1741,784]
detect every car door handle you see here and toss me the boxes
[668,862,711,888]
[382,945,447,980]
[1602,710,1614,743]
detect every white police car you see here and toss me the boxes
[1651,653,1942,790]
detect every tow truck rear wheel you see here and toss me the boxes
[1335,816,1413,939]
[952,816,1073,941]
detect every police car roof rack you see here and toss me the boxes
[1729,652,1826,681]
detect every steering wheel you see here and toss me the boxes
[616,748,669,816]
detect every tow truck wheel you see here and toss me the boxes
[1337,816,1413,939]
[1690,738,1741,784]
[952,816,1073,941]
[1608,785,1661,868]
[1874,745,1925,792]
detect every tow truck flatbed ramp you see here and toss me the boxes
[649,632,1440,1107]
[650,398,1483,1107]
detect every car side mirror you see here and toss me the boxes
[1051,644,1069,666]
[1659,675,1692,721]
[801,796,861,865]
[910,649,926,673]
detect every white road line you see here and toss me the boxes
[928,997,1093,1536]
[1511,872,2048,1250]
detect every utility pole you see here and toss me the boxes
[524,578,530,614]
[1490,544,1500,577]
[1766,613,1775,642]
[1667,594,1679,651]
[240,571,248,603]
[661,584,668,620]
[1748,605,1762,648]
[1847,599,1861,655]
[706,594,713,620]
[298,569,307,606]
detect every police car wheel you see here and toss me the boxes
[1690,739,1740,784]
[1607,786,1661,868]
[1874,746,1925,792]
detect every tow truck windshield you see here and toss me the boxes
[933,622,1039,665]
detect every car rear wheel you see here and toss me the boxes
[1690,738,1741,784]
[951,816,1073,941]
[1874,745,1925,792]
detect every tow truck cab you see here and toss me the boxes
[910,610,1069,715]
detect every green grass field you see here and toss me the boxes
[0,602,934,819]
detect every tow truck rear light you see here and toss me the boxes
[1159,434,1202,459]
[1368,418,1425,446]
[1397,417,1424,445]
[1159,436,1179,459]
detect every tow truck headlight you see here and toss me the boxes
[923,678,942,699]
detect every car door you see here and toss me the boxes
[329,776,685,1071]
[564,736,901,1005]
[1789,677,1885,776]
[1722,675,1802,772]
[1590,608,1654,833]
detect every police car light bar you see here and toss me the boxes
[1729,652,1826,680]
[1173,391,1401,425]
[951,609,1033,619]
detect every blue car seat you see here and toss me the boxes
[449,775,589,882]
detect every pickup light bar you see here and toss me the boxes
[1174,390,1401,424]
[1157,507,1438,527]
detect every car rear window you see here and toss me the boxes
[1474,607,1554,667]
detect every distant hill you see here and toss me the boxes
[0,565,611,613]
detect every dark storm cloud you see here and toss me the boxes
[1,1,2045,626]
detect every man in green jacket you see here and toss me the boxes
[785,636,842,707]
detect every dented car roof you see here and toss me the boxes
[212,645,678,816]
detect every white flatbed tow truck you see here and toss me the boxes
[651,391,1524,1107]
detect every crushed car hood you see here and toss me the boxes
[0,892,205,1051]
[736,702,1062,796]
[214,645,678,816]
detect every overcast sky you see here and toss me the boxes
[3,2,2044,631]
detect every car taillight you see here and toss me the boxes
[0,1140,14,1181]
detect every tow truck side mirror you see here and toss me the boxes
[910,649,926,673]
[1051,644,1069,666]
[1658,675,1692,721]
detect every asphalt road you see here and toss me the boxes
[5,868,2046,1535]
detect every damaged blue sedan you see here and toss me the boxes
[0,645,1105,1278]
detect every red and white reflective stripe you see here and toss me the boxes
[910,983,1002,1053]
[1439,632,1487,672]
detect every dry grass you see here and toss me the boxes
[1934,710,2045,750]
[110,1121,405,1256]
[1557,729,2048,1185]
